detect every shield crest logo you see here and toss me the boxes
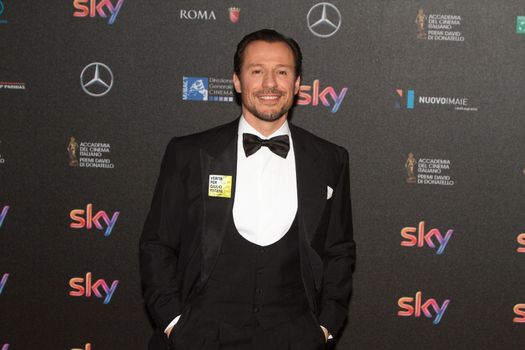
[229,7,240,23]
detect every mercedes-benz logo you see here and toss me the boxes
[80,62,113,97]
[307,2,341,38]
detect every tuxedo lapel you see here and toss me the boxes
[200,119,239,284]
[290,124,326,243]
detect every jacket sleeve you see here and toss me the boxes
[318,147,356,337]
[139,138,184,331]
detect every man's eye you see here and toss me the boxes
[278,70,288,75]
[252,69,262,74]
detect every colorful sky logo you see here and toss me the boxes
[296,80,348,113]
[69,272,118,304]
[398,291,450,325]
[395,88,415,109]
[514,304,525,323]
[73,0,124,25]
[70,204,119,237]
[0,205,9,228]
[401,221,454,255]
[0,273,9,295]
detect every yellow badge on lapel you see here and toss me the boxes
[208,175,232,198]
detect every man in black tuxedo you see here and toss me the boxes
[140,29,355,350]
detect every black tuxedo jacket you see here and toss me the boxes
[140,118,355,347]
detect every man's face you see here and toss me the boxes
[233,40,300,123]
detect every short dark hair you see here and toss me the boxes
[234,29,303,78]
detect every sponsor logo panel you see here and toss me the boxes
[228,7,240,23]
[405,153,455,186]
[296,80,348,113]
[415,8,465,42]
[0,81,26,91]
[395,88,477,112]
[80,63,113,97]
[67,137,115,169]
[73,0,124,25]
[69,272,119,304]
[69,203,120,237]
[179,9,216,21]
[182,76,234,102]
[307,2,341,38]
[397,291,450,325]
[401,221,454,255]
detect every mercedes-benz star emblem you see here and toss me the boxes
[307,2,341,38]
[80,62,113,97]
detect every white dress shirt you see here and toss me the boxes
[232,116,298,246]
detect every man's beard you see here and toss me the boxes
[245,103,290,122]
[244,91,294,122]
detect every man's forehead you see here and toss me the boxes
[242,41,295,63]
[244,40,293,54]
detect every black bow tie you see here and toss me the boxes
[243,133,290,158]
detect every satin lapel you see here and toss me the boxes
[291,125,326,243]
[200,120,238,284]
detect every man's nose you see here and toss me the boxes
[262,72,277,88]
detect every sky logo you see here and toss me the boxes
[0,205,9,228]
[395,88,415,109]
[73,0,124,25]
[70,203,119,237]
[517,232,525,253]
[514,304,525,323]
[398,291,450,325]
[297,80,348,113]
[401,220,454,255]
[0,273,9,295]
[69,272,118,304]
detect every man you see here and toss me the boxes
[140,29,355,350]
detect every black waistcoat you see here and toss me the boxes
[191,213,309,328]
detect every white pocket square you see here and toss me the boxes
[327,185,333,200]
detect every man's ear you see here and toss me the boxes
[233,73,242,93]
[293,75,301,95]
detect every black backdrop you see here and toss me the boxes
[1,1,524,349]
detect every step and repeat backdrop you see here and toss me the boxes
[1,0,524,349]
